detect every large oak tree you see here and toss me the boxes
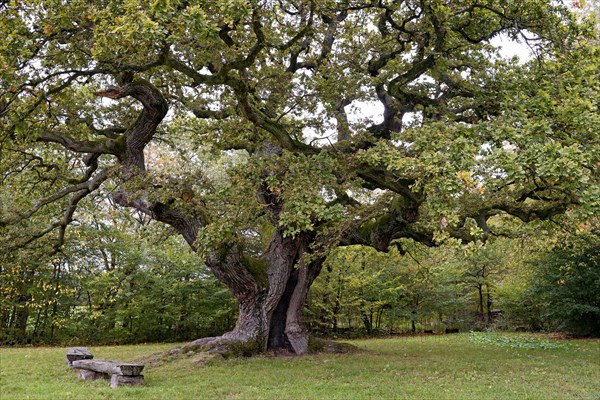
[1,0,598,354]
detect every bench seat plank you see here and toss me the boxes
[72,359,144,376]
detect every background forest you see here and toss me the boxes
[2,203,598,345]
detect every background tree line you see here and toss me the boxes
[0,199,237,345]
[3,208,598,345]
[308,218,600,338]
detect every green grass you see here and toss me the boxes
[1,334,599,399]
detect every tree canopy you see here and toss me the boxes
[1,0,599,353]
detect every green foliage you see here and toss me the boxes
[61,222,237,344]
[309,243,467,334]
[526,232,600,337]
[0,204,237,345]
[310,231,600,337]
[468,332,578,350]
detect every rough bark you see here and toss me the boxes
[284,257,323,354]
[262,230,304,351]
[215,232,321,354]
[165,229,323,355]
[478,285,485,322]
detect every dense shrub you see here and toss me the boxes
[527,233,600,337]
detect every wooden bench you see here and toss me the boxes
[66,347,145,388]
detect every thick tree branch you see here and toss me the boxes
[38,131,123,157]
[94,79,168,170]
[191,107,232,120]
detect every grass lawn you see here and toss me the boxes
[1,333,598,399]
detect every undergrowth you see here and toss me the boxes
[467,332,580,350]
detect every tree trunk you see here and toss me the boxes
[198,230,322,355]
[362,310,373,334]
[14,295,30,336]
[332,279,342,332]
[486,284,493,323]
[477,285,484,322]
[32,306,43,338]
[202,264,320,354]
[376,308,383,330]
[267,269,298,351]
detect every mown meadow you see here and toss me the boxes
[1,333,598,400]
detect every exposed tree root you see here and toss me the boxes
[135,335,359,367]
